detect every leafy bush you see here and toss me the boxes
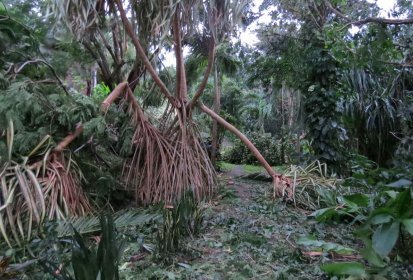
[30,215,126,280]
[222,132,285,166]
[92,82,111,102]
[309,160,413,265]
[71,215,125,280]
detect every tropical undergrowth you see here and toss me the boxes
[306,156,413,276]
[88,179,413,279]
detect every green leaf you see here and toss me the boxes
[386,179,412,188]
[402,219,413,235]
[297,236,356,255]
[343,193,370,207]
[309,207,341,222]
[360,246,386,268]
[321,262,366,276]
[372,221,400,257]
[370,213,393,225]
[385,190,399,199]
[394,189,412,218]
[177,263,192,269]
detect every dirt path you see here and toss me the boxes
[227,165,245,178]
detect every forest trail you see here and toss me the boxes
[226,165,246,178]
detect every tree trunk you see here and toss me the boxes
[199,103,291,197]
[280,85,285,164]
[200,104,276,177]
[210,64,221,166]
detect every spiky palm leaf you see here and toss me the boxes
[0,123,92,246]
[342,69,400,163]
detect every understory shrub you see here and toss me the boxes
[156,192,204,262]
[222,132,287,166]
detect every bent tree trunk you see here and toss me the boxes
[199,104,290,196]
[100,0,291,204]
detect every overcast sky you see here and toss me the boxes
[240,0,397,46]
[164,0,398,65]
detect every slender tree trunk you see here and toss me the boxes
[200,104,278,178]
[280,85,285,163]
[199,103,291,197]
[210,63,221,166]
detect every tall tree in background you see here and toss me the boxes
[251,0,413,169]
[208,0,246,166]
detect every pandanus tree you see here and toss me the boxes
[52,0,290,204]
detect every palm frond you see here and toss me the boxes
[56,210,160,237]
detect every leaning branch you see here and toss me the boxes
[101,82,128,112]
[13,59,69,95]
[380,61,413,68]
[352,17,413,26]
[114,0,178,107]
[54,123,83,152]
[188,39,216,109]
[198,103,291,197]
[325,0,413,27]
[199,103,276,177]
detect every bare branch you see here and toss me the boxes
[198,103,291,197]
[54,123,83,152]
[101,81,128,112]
[114,0,178,108]
[380,61,413,68]
[97,28,118,64]
[198,103,278,178]
[188,39,216,109]
[14,59,70,95]
[325,0,413,27]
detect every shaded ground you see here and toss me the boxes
[119,176,371,279]
[226,165,245,178]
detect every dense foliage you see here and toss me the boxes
[0,0,413,278]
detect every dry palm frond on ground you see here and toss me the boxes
[284,161,343,210]
[241,161,342,210]
[0,123,92,246]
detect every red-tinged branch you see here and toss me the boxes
[173,9,187,100]
[199,103,291,198]
[114,0,178,107]
[101,81,149,123]
[199,103,277,177]
[54,124,84,152]
[188,39,216,109]
[101,82,128,112]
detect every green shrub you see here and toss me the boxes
[92,82,111,102]
[222,132,283,166]
[156,192,204,261]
